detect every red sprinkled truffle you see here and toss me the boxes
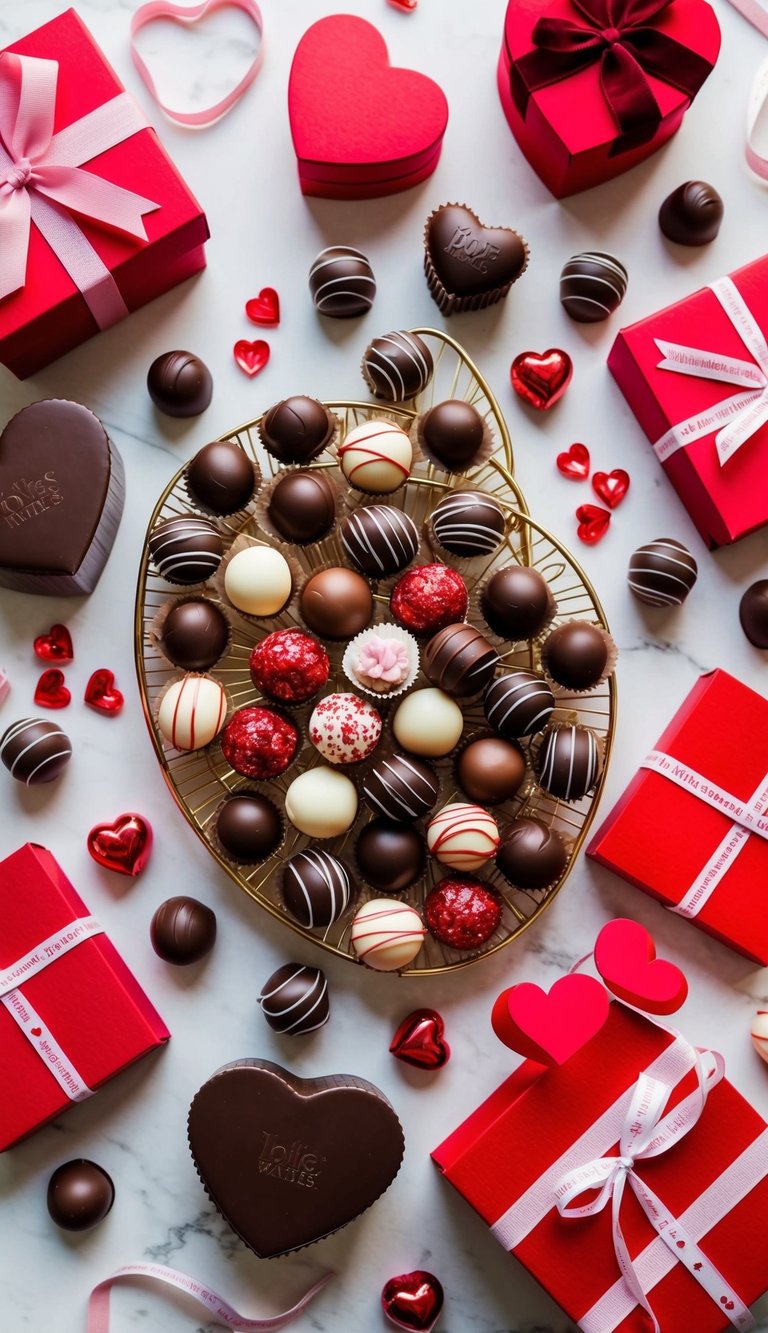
[425,877,503,950]
[390,563,469,636]
[249,629,330,704]
[221,706,299,779]
[309,692,382,764]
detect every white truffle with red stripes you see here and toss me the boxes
[350,899,426,971]
[337,420,413,494]
[157,674,227,751]
[426,802,500,872]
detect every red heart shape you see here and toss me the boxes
[557,443,590,481]
[492,973,610,1066]
[245,288,280,327]
[30,1026,42,1037]
[33,624,73,663]
[84,669,124,716]
[381,1271,444,1332]
[592,468,630,510]
[510,348,573,410]
[34,668,71,710]
[388,0,418,9]
[234,339,270,377]
[390,1009,450,1070]
[576,503,611,545]
[595,919,688,1015]
[87,812,153,878]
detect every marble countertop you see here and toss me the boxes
[1,0,768,1330]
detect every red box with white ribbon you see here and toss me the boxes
[0,843,169,1151]
[608,256,768,547]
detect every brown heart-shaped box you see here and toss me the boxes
[188,1059,405,1257]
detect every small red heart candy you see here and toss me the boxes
[87,813,153,878]
[234,339,270,377]
[84,669,124,716]
[30,1026,42,1037]
[245,288,280,326]
[511,348,573,410]
[576,504,611,545]
[694,1263,703,1271]
[382,1270,444,1332]
[388,0,418,9]
[492,973,610,1066]
[33,624,73,663]
[557,442,590,480]
[592,468,630,509]
[390,1009,450,1070]
[34,668,71,709]
[595,919,688,1015]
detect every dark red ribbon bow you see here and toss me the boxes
[510,0,714,146]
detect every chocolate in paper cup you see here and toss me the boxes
[342,624,420,700]
[148,594,232,673]
[539,620,617,695]
[215,532,301,627]
[256,465,342,549]
[412,401,494,476]
[209,782,286,868]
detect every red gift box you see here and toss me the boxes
[588,670,768,964]
[497,0,720,197]
[0,10,209,380]
[0,844,169,1151]
[609,257,768,548]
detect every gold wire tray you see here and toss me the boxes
[134,329,616,975]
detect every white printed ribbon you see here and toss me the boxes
[652,276,768,466]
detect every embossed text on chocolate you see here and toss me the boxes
[0,472,62,528]
[443,225,500,274]
[258,1132,324,1188]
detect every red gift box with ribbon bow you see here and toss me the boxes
[0,9,209,380]
[0,844,169,1151]
[498,0,720,196]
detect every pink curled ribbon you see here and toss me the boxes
[725,0,768,37]
[747,57,768,179]
[130,0,265,127]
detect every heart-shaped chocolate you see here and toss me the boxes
[188,1060,405,1257]
[0,401,124,597]
[425,204,528,314]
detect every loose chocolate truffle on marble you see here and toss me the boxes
[159,598,229,672]
[309,246,376,317]
[418,399,488,472]
[148,516,224,586]
[535,726,601,802]
[363,753,440,822]
[484,670,554,738]
[628,538,698,608]
[282,850,353,928]
[356,818,426,893]
[739,580,768,649]
[457,735,525,805]
[47,1160,115,1232]
[422,623,498,697]
[147,350,213,417]
[215,792,283,864]
[361,331,434,401]
[659,181,724,246]
[540,621,613,691]
[300,567,373,639]
[481,565,556,640]
[259,964,329,1035]
[340,505,419,578]
[259,396,336,464]
[431,491,505,558]
[0,718,72,785]
[187,441,256,515]
[559,252,628,323]
[266,469,336,544]
[150,896,216,964]
[496,816,568,890]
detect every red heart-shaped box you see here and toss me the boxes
[497,0,720,197]
[289,16,449,199]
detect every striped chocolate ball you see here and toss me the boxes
[340,505,419,578]
[0,718,72,785]
[308,246,376,317]
[559,252,628,323]
[363,753,440,821]
[484,670,554,738]
[535,726,601,802]
[628,538,698,608]
[259,964,330,1034]
[431,491,505,557]
[148,516,223,585]
[361,330,434,402]
[423,623,499,697]
[282,850,352,928]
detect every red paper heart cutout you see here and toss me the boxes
[381,1270,444,1332]
[510,348,573,410]
[492,973,610,1066]
[594,919,688,1015]
[390,1009,450,1070]
[576,504,611,545]
[34,669,71,710]
[388,0,418,10]
[34,624,74,663]
[84,669,124,716]
[592,468,630,510]
[557,443,590,480]
[245,288,280,327]
[234,339,270,377]
[30,1026,42,1037]
[87,813,153,878]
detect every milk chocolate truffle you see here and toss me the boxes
[338,420,412,493]
[559,252,628,323]
[484,670,555,738]
[457,735,525,805]
[541,621,612,690]
[149,516,224,586]
[423,623,499,697]
[267,469,336,544]
[158,675,227,750]
[356,818,426,893]
[431,491,506,557]
[1,718,72,785]
[285,767,358,838]
[659,181,724,246]
[481,566,556,639]
[187,441,256,515]
[47,1160,115,1232]
[150,896,216,964]
[535,725,601,802]
[147,350,213,417]
[628,538,698,607]
[361,331,434,401]
[259,964,329,1035]
[282,850,353,928]
[424,204,528,315]
[259,396,336,464]
[309,245,376,317]
[340,505,419,578]
[363,753,440,821]
[224,546,293,617]
[392,688,464,757]
[351,898,425,970]
[300,567,373,639]
[418,399,487,472]
[739,579,768,648]
[215,792,282,863]
[496,817,568,890]
[159,598,229,671]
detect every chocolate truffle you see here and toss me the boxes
[338,420,412,493]
[187,441,256,515]
[356,818,426,893]
[147,350,213,417]
[431,491,506,558]
[282,850,353,928]
[216,792,282,863]
[259,964,329,1035]
[659,181,724,246]
[266,469,336,544]
[285,766,358,838]
[159,598,229,671]
[425,878,502,950]
[496,816,568,890]
[424,204,528,315]
[423,623,499,697]
[221,706,299,779]
[739,579,768,648]
[158,674,227,750]
[309,692,382,765]
[259,396,336,464]
[47,1160,115,1232]
[340,505,419,578]
[541,621,612,690]
[426,802,499,871]
[249,629,329,703]
[350,899,425,970]
[300,567,374,639]
[392,688,464,757]
[481,565,556,640]
[390,563,469,636]
[535,725,601,802]
[559,252,628,323]
[418,399,487,471]
[148,516,223,586]
[309,245,376,317]
[361,331,434,401]
[628,538,698,608]
[484,670,555,738]
[224,546,293,616]
[457,735,526,805]
[363,753,440,822]
[0,718,72,785]
[150,895,216,964]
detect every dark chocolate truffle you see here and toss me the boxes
[659,181,724,246]
[0,718,72,785]
[484,670,554,738]
[300,567,374,639]
[424,204,528,315]
[361,331,434,402]
[266,469,336,544]
[356,818,425,893]
[187,441,256,515]
[431,491,506,557]
[47,1160,115,1232]
[259,396,336,464]
[457,735,526,805]
[147,350,213,417]
[419,399,487,471]
[282,850,353,928]
[216,793,282,863]
[541,621,612,690]
[423,623,499,697]
[159,598,229,671]
[340,505,419,578]
[628,538,698,608]
[259,964,329,1035]
[535,726,601,802]
[559,252,628,323]
[363,753,440,821]
[150,896,216,964]
[148,516,223,585]
[481,566,555,639]
[739,579,768,649]
[309,246,376,317]
[496,816,568,889]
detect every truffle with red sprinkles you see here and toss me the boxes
[249,629,329,704]
[309,692,382,765]
[425,878,503,950]
[221,706,299,779]
[390,563,468,636]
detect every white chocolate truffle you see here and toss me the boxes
[427,802,500,871]
[309,693,382,765]
[158,674,227,750]
[224,546,292,616]
[337,420,412,494]
[285,766,358,837]
[752,1011,768,1065]
[350,898,425,971]
[392,687,464,757]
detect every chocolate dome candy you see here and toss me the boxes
[259,964,330,1035]
[535,726,601,802]
[740,580,768,649]
[149,516,223,585]
[0,718,72,785]
[340,505,419,578]
[147,350,213,417]
[424,204,528,315]
[338,421,412,493]
[300,567,374,639]
[392,688,464,757]
[361,331,434,402]
[225,546,293,616]
[541,621,611,691]
[309,245,376,317]
[659,180,723,246]
[431,491,505,557]
[187,441,256,515]
[259,396,336,464]
[159,598,229,671]
[285,766,358,838]
[309,692,382,765]
[496,817,568,890]
[282,850,353,928]
[266,469,336,544]
[423,623,498,697]
[481,565,555,639]
[628,538,698,608]
[150,896,216,964]
[356,818,426,893]
[363,753,440,822]
[47,1159,115,1232]
[158,675,227,750]
[418,399,487,472]
[457,735,526,805]
[350,899,425,971]
[484,670,554,738]
[559,252,628,323]
[216,793,283,863]
[427,802,500,871]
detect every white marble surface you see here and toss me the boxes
[1,0,768,1330]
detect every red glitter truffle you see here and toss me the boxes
[390,563,469,636]
[425,877,503,950]
[249,629,330,704]
[221,706,299,779]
